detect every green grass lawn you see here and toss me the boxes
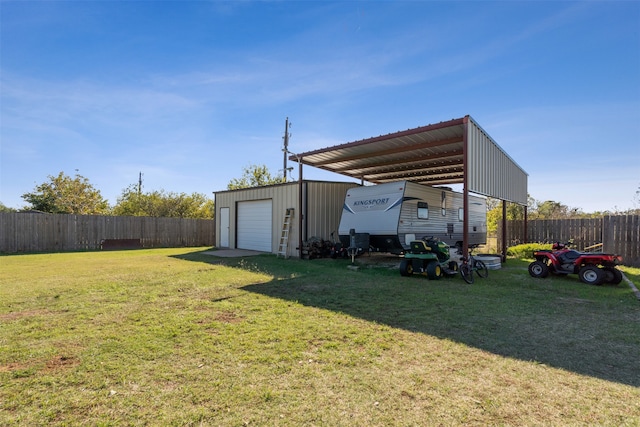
[1,248,639,426]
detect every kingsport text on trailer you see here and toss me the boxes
[338,181,487,255]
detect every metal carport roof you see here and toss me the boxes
[290,115,529,257]
[291,115,528,206]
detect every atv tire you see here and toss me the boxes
[578,265,605,286]
[399,259,413,277]
[528,261,550,278]
[603,267,623,285]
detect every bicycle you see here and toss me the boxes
[459,244,488,284]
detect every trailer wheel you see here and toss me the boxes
[426,261,442,280]
[578,265,605,286]
[603,267,623,285]
[399,259,413,277]
[448,261,458,272]
[528,261,549,278]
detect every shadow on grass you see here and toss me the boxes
[174,250,640,388]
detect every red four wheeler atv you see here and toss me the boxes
[528,241,623,285]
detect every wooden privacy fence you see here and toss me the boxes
[501,215,640,267]
[0,212,215,253]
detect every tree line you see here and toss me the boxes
[2,169,637,224]
[486,189,640,234]
[0,165,285,218]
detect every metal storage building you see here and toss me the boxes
[214,180,358,258]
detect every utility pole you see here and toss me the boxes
[283,117,291,182]
[138,172,143,195]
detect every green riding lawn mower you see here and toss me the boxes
[399,236,459,279]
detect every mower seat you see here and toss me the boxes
[410,240,432,254]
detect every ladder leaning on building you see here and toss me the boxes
[277,208,294,258]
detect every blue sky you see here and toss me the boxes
[1,1,639,213]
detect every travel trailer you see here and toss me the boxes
[338,181,487,254]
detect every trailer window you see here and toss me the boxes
[458,208,464,221]
[417,202,429,219]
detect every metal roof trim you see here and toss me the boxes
[291,116,467,161]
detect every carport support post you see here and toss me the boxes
[524,206,528,244]
[462,118,469,259]
[502,200,508,263]
[298,157,303,258]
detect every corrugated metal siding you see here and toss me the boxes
[214,181,357,257]
[466,117,528,205]
[305,182,359,241]
[215,183,298,255]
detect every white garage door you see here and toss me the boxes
[237,199,273,252]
